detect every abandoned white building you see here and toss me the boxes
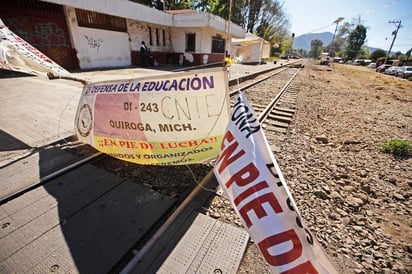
[0,0,245,70]
[231,32,270,64]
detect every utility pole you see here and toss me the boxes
[225,0,232,57]
[384,20,402,64]
[329,17,344,57]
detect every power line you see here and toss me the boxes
[398,14,412,21]
[305,24,333,34]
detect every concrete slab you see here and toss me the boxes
[0,75,82,149]
[0,147,78,201]
[156,213,249,274]
[0,159,174,273]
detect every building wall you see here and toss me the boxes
[44,0,173,26]
[231,42,263,64]
[262,43,271,59]
[0,0,79,69]
[169,27,226,66]
[47,0,245,69]
[127,20,150,53]
[65,7,131,69]
[128,19,173,66]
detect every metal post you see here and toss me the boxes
[384,21,402,64]
[329,17,344,58]
[225,0,232,56]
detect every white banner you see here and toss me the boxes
[214,93,338,273]
[75,68,230,165]
[0,19,70,78]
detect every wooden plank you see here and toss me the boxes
[263,125,288,133]
[278,99,297,104]
[270,110,294,117]
[265,121,289,129]
[267,114,292,123]
[274,106,296,113]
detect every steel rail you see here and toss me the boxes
[257,61,305,122]
[229,67,289,97]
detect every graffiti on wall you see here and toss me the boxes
[84,35,103,52]
[4,18,69,49]
[2,16,78,68]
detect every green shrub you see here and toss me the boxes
[381,139,411,157]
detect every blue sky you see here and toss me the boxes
[283,0,412,53]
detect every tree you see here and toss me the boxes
[310,39,323,59]
[345,24,367,59]
[325,21,353,56]
[164,0,193,10]
[130,0,153,6]
[406,49,411,61]
[193,0,247,26]
[244,0,264,32]
[193,0,290,56]
[393,51,402,59]
[231,0,248,26]
[370,49,387,61]
[357,46,370,59]
[255,0,290,46]
[193,0,228,18]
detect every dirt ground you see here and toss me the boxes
[216,60,411,273]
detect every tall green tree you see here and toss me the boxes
[325,21,353,56]
[231,0,247,26]
[345,24,367,59]
[310,39,323,59]
[406,49,411,61]
[357,45,370,59]
[130,0,153,6]
[164,0,193,10]
[193,0,226,17]
[255,0,290,45]
[370,49,387,61]
[244,0,263,32]
[193,0,247,24]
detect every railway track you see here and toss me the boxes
[0,60,306,273]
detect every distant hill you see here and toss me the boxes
[368,46,384,53]
[293,32,333,51]
[293,32,384,53]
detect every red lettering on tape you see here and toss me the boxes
[215,130,245,173]
[234,181,269,206]
[239,192,283,228]
[225,162,259,189]
[258,229,302,266]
